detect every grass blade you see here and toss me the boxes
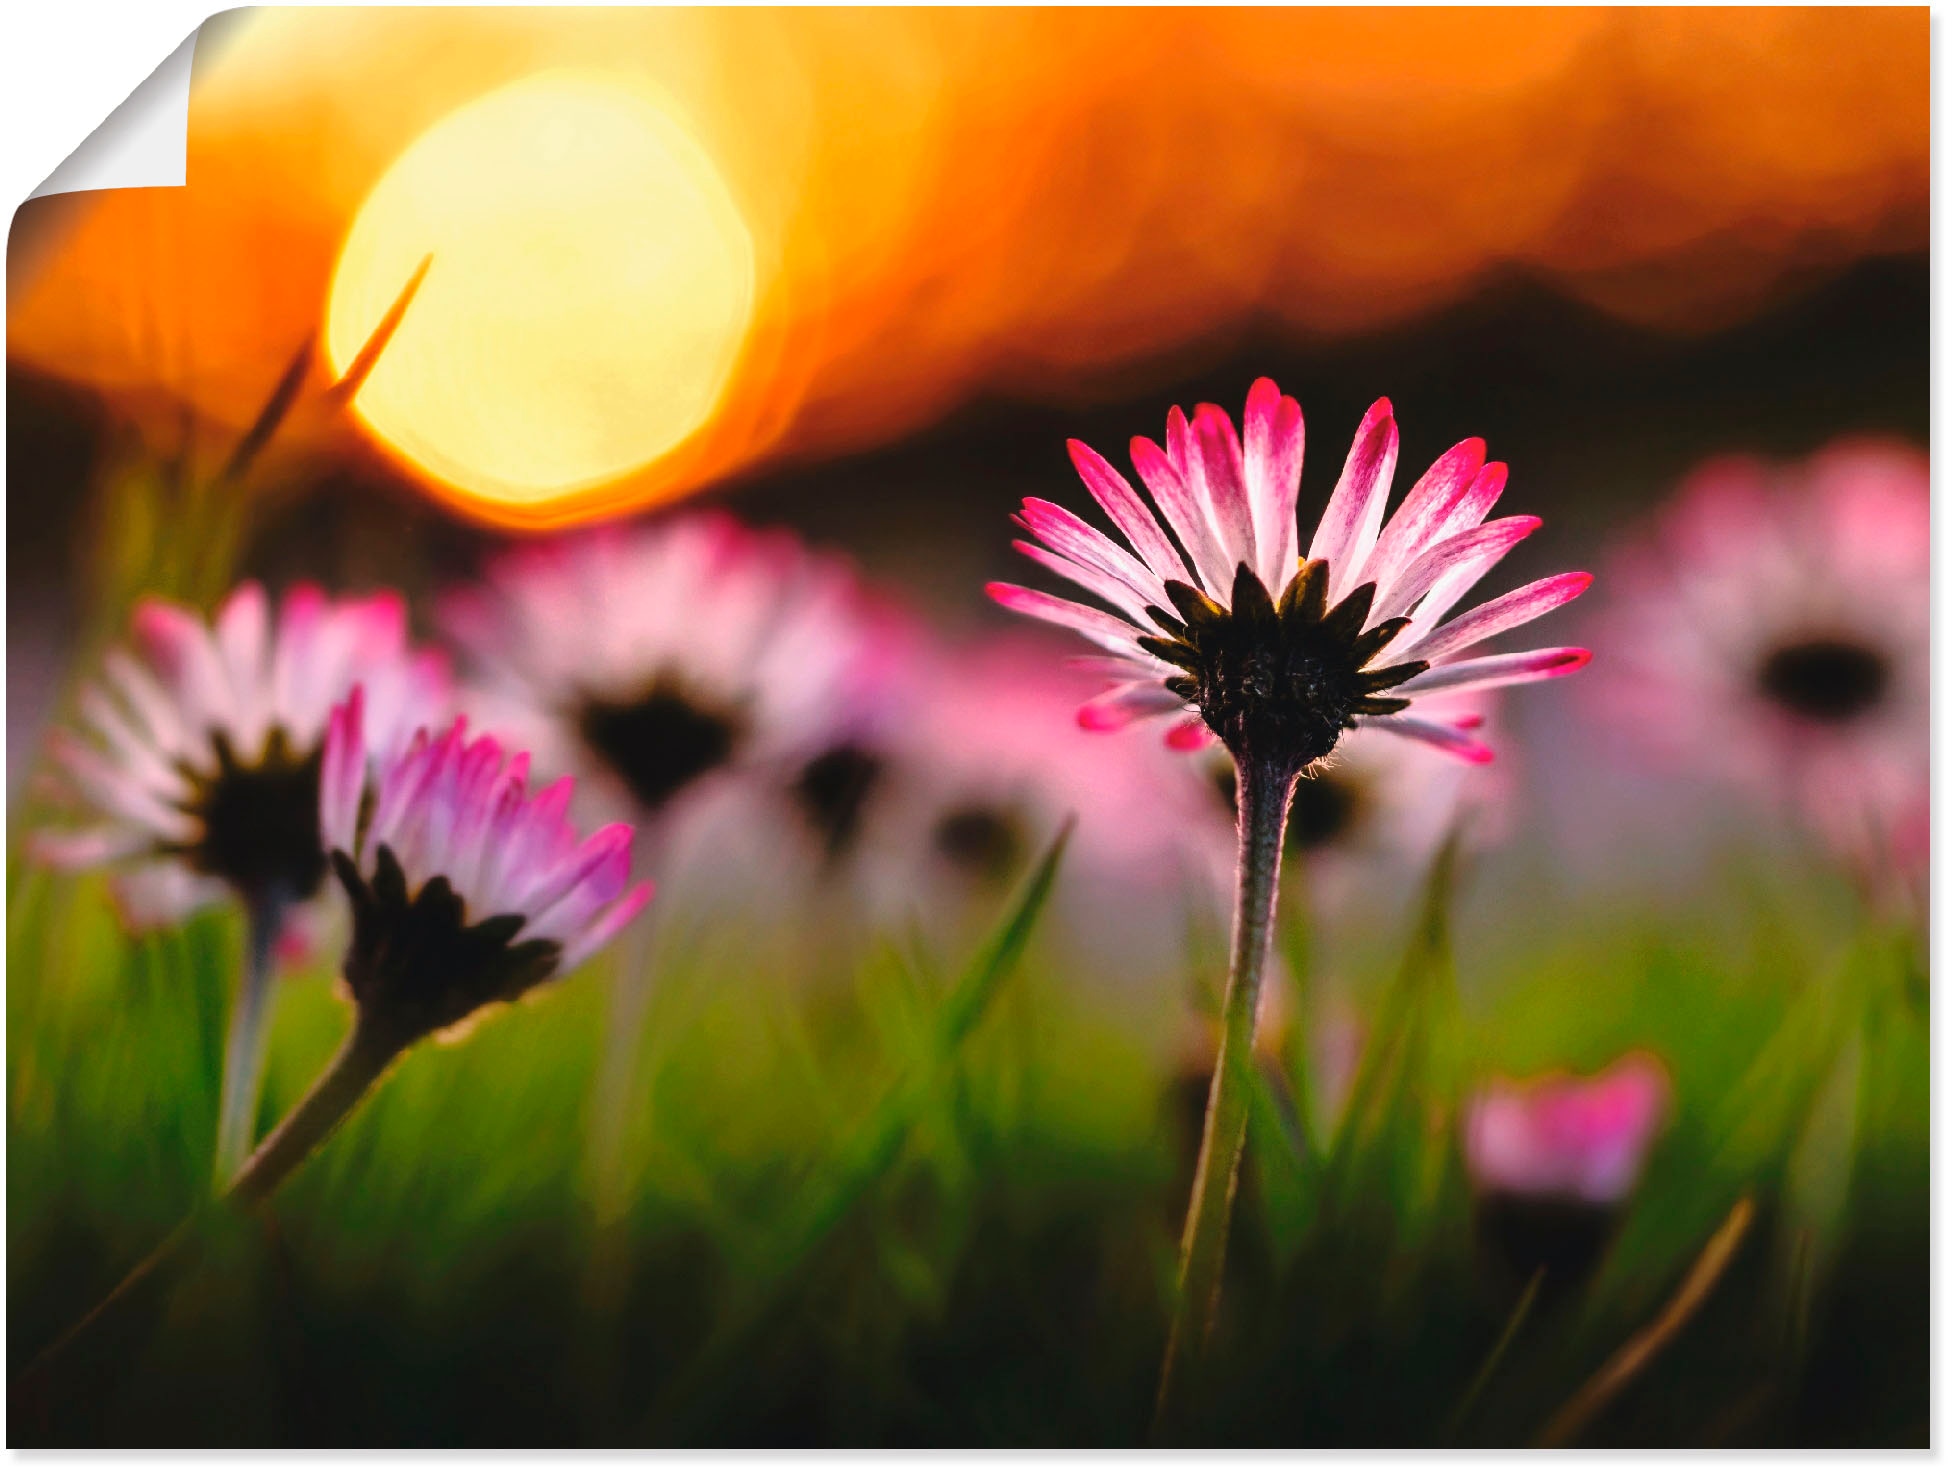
[641,820,1073,1437]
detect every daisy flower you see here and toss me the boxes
[315,692,654,1055]
[187,690,652,1210]
[30,579,450,1180]
[825,634,1229,975]
[1591,440,1927,883]
[229,694,653,1221]
[1463,1052,1671,1289]
[32,580,449,925]
[987,379,1589,1414]
[988,379,1591,770]
[440,512,903,829]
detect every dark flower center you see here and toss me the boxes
[333,845,560,1050]
[578,681,745,813]
[174,729,327,901]
[1213,762,1366,852]
[1140,560,1425,772]
[933,803,1026,885]
[794,743,886,859]
[1756,637,1889,724]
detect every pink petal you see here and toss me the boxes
[1372,516,1541,624]
[270,583,327,728]
[1357,714,1495,764]
[986,583,1143,654]
[318,687,367,856]
[48,731,197,840]
[132,599,233,737]
[1243,378,1304,588]
[521,822,634,927]
[1404,572,1593,663]
[1017,498,1167,605]
[103,649,182,752]
[1434,461,1507,543]
[1077,680,1185,732]
[1164,716,1217,752]
[1356,438,1486,603]
[1067,439,1190,586]
[28,826,150,868]
[108,863,227,930]
[1396,647,1592,696]
[1190,402,1256,579]
[1064,654,1165,682]
[1130,435,1233,596]
[558,879,655,973]
[214,582,271,753]
[78,684,176,790]
[1308,399,1399,602]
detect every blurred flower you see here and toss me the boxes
[1198,691,1509,898]
[32,581,449,930]
[440,512,905,832]
[1463,1052,1672,1289]
[989,377,1591,770]
[319,692,653,1045]
[1590,441,1928,878]
[828,635,1228,974]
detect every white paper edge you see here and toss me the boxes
[26,25,198,200]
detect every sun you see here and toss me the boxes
[325,73,756,518]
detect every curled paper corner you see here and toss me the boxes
[27,25,199,200]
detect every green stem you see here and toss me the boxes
[224,1011,403,1206]
[1155,751,1293,1439]
[212,892,284,1188]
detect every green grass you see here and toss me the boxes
[6,821,1928,1446]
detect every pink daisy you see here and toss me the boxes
[829,635,1229,969]
[1463,1052,1672,1207]
[1591,440,1928,877]
[988,378,1591,771]
[318,692,653,1043]
[32,581,450,927]
[440,512,905,826]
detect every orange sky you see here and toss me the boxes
[7,7,1928,528]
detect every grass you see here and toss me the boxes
[6,812,1928,1445]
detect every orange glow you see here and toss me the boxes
[6,8,1928,528]
[325,73,754,510]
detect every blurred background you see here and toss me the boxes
[7,7,1929,1447]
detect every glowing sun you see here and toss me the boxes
[325,73,755,517]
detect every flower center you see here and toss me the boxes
[794,743,885,859]
[578,681,745,812]
[932,802,1026,885]
[1756,636,1889,724]
[176,729,327,900]
[333,845,560,1048]
[1141,560,1426,771]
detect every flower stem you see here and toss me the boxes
[1154,751,1294,1439]
[212,892,284,1188]
[224,1011,404,1206]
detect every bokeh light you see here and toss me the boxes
[6,8,1926,527]
[324,73,755,512]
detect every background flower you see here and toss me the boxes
[441,513,907,839]
[32,581,448,930]
[1587,440,1927,880]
